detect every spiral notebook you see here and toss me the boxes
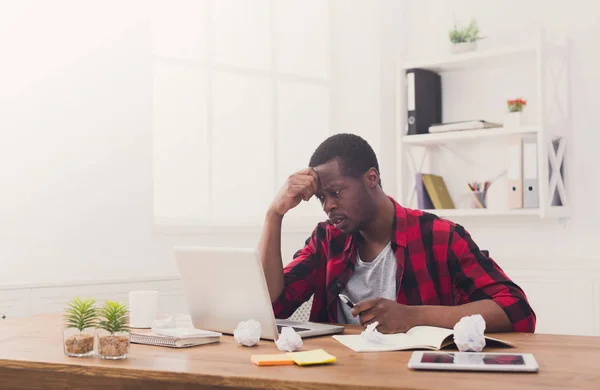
[130,328,221,348]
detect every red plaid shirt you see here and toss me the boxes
[272,197,536,332]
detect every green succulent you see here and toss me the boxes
[97,300,129,334]
[64,297,98,331]
[449,19,482,43]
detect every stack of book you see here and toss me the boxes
[428,120,501,133]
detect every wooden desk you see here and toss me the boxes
[0,314,598,389]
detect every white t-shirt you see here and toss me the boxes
[338,242,397,324]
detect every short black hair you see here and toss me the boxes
[309,133,381,185]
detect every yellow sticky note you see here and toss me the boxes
[251,354,295,366]
[287,349,336,366]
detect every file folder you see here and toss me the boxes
[522,136,539,208]
[507,139,523,209]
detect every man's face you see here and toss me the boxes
[313,159,377,234]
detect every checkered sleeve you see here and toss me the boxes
[271,225,324,319]
[448,224,536,333]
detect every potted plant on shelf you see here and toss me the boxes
[504,98,527,127]
[63,297,97,357]
[97,300,130,360]
[448,19,482,54]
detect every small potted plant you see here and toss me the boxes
[96,300,130,360]
[505,98,527,127]
[63,297,97,357]
[448,19,482,54]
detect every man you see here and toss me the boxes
[258,133,535,334]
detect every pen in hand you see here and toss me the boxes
[339,294,364,317]
[338,294,355,309]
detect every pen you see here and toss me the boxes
[338,294,355,309]
[339,294,366,318]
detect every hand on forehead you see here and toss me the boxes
[311,160,343,188]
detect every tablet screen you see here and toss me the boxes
[421,353,526,365]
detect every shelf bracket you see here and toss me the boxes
[548,137,568,207]
[406,148,428,207]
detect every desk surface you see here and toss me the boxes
[1,314,599,390]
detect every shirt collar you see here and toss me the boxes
[389,196,408,248]
[343,196,408,251]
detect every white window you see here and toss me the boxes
[152,0,331,230]
[152,1,396,232]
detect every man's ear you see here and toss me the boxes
[363,168,380,189]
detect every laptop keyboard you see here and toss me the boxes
[277,325,310,333]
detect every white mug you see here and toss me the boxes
[128,290,159,328]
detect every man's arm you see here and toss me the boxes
[445,224,536,333]
[258,210,285,301]
[258,168,319,301]
[353,298,511,334]
[353,223,534,334]
[413,300,511,332]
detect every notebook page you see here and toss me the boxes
[405,326,454,349]
[332,332,418,352]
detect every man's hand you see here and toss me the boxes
[269,168,319,217]
[351,298,417,334]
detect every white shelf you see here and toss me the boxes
[421,208,542,218]
[421,206,570,219]
[402,126,539,146]
[404,44,537,73]
[397,30,570,220]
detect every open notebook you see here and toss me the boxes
[131,328,221,348]
[333,326,513,352]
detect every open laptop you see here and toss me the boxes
[174,246,344,341]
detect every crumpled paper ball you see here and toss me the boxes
[361,321,385,343]
[275,327,303,352]
[151,313,195,333]
[453,314,486,352]
[151,313,176,331]
[234,319,262,347]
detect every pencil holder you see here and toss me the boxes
[471,191,487,209]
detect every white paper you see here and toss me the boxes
[275,327,303,352]
[453,314,486,352]
[233,319,262,347]
[152,313,176,330]
[361,321,385,343]
[152,313,194,331]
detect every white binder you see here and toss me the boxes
[507,138,523,209]
[522,136,539,208]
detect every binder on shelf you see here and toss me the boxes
[522,136,539,208]
[507,138,523,209]
[415,173,434,209]
[405,69,442,135]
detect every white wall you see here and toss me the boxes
[402,0,600,335]
[0,0,164,284]
[0,1,402,287]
